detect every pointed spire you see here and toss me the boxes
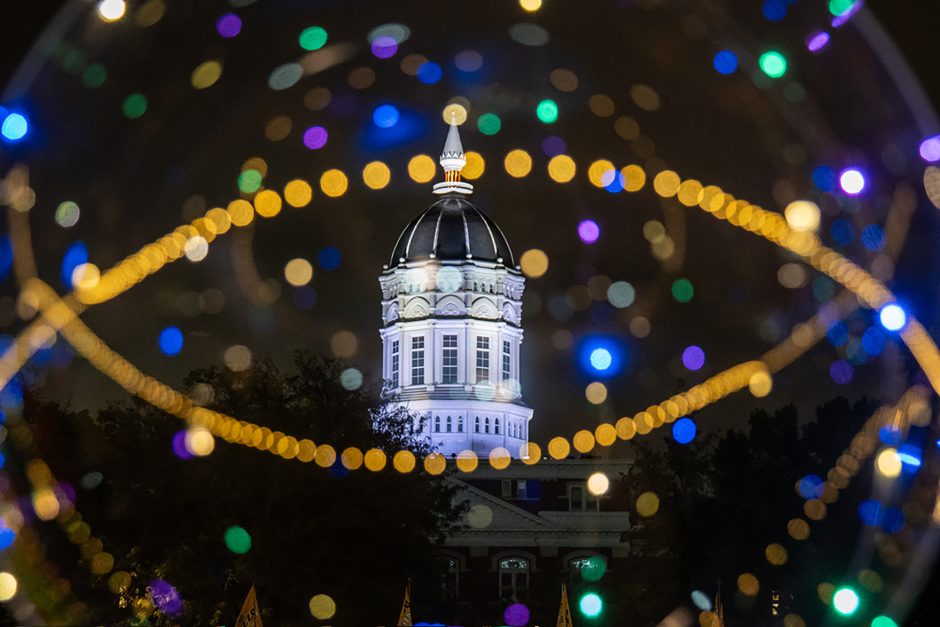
[433,114,473,195]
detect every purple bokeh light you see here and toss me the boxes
[806,31,830,53]
[578,219,600,244]
[504,603,531,626]
[371,36,398,59]
[216,13,242,39]
[541,135,567,157]
[682,345,705,371]
[303,126,329,150]
[150,579,183,615]
[172,430,193,460]
[920,135,940,162]
[829,359,854,384]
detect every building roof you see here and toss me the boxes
[387,194,516,268]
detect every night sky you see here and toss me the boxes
[1,1,939,447]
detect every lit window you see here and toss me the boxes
[436,556,460,601]
[502,340,512,381]
[476,336,490,383]
[498,557,530,602]
[390,340,399,387]
[434,416,441,432]
[442,334,459,383]
[458,416,464,433]
[411,336,425,384]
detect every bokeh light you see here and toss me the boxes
[158,326,184,356]
[672,418,697,444]
[299,26,328,51]
[839,168,866,194]
[224,525,251,554]
[579,592,603,617]
[879,304,907,331]
[536,99,559,123]
[759,51,788,78]
[832,587,860,616]
[578,219,600,244]
[681,345,705,371]
[1,113,28,142]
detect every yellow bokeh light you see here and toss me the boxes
[787,517,810,541]
[424,453,447,475]
[765,543,788,566]
[362,161,392,190]
[876,448,902,478]
[284,179,313,207]
[91,551,115,575]
[0,572,17,602]
[341,447,363,470]
[227,199,254,227]
[309,594,336,619]
[653,170,681,197]
[521,442,541,464]
[205,207,232,234]
[504,149,533,178]
[408,155,437,183]
[489,447,511,469]
[364,448,387,472]
[784,200,821,232]
[253,190,282,218]
[615,417,637,440]
[185,427,215,456]
[315,444,337,468]
[33,488,60,521]
[748,371,773,397]
[622,164,646,192]
[737,573,760,596]
[547,155,576,183]
[320,169,349,198]
[548,436,570,460]
[573,429,596,453]
[519,0,542,11]
[442,103,468,125]
[72,263,101,290]
[636,491,660,517]
[463,151,485,180]
[191,60,223,89]
[588,159,616,188]
[520,249,549,278]
[97,0,126,22]
[284,258,313,287]
[297,439,317,462]
[456,450,479,473]
[393,450,416,473]
[677,179,704,207]
[587,472,610,496]
[595,423,617,447]
[109,571,131,594]
[585,382,608,405]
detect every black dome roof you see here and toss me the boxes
[388,194,515,268]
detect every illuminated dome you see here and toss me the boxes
[387,195,515,268]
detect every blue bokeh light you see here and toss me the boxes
[762,0,788,21]
[672,418,697,445]
[879,303,907,331]
[578,337,624,378]
[858,499,882,526]
[797,474,824,499]
[812,165,837,191]
[317,246,342,271]
[897,443,922,468]
[158,326,184,356]
[372,104,400,129]
[712,50,738,74]
[60,241,89,288]
[1,112,29,142]
[416,61,443,84]
[0,525,14,550]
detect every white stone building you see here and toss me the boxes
[378,121,534,458]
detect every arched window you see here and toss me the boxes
[498,557,530,602]
[446,416,452,433]
[474,416,480,433]
[435,556,460,602]
[567,554,607,595]
[458,416,464,433]
[495,418,501,435]
[484,417,490,434]
[434,416,441,433]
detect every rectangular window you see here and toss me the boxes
[475,336,490,383]
[568,484,585,512]
[502,340,512,381]
[411,336,425,385]
[501,479,512,499]
[390,340,400,387]
[442,334,458,384]
[517,479,528,499]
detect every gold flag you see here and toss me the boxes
[397,582,413,626]
[235,585,263,627]
[556,582,573,626]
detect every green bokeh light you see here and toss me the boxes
[238,169,263,194]
[828,0,857,16]
[224,525,252,554]
[871,617,898,627]
[477,113,502,135]
[299,26,328,51]
[759,51,788,78]
[832,587,860,616]
[536,99,559,124]
[579,592,603,617]
[671,278,694,303]
[122,93,148,119]
[82,64,107,89]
